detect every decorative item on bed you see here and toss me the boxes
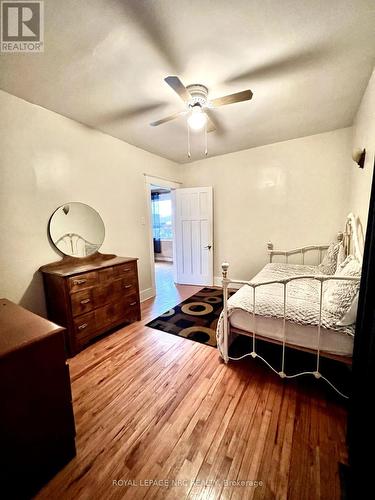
[217,213,362,398]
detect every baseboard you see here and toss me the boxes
[140,287,155,302]
[213,276,222,287]
[213,276,243,289]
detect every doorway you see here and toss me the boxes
[151,186,174,294]
[144,174,181,300]
[144,176,213,301]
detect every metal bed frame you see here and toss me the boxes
[221,213,362,398]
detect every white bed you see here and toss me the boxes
[217,213,363,397]
[220,261,356,360]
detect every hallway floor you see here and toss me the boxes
[155,261,174,290]
[149,261,200,318]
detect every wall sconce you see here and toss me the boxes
[352,148,366,168]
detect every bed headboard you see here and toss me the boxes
[266,213,364,265]
[344,213,363,262]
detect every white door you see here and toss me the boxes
[174,187,213,285]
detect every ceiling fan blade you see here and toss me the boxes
[94,103,165,126]
[150,110,186,127]
[119,3,180,73]
[164,76,191,102]
[210,89,253,107]
[205,108,225,134]
[207,116,216,133]
[225,45,327,84]
[204,110,217,133]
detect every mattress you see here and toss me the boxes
[229,309,354,357]
[216,262,357,359]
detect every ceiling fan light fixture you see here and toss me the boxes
[187,106,207,131]
[151,76,253,158]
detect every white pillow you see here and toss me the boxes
[336,253,355,273]
[317,242,342,275]
[337,293,359,326]
[323,256,361,319]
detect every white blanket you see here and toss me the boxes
[216,263,355,357]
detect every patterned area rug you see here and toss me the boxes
[146,287,236,347]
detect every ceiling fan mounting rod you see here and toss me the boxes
[186,84,209,106]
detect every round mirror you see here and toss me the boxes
[49,202,105,257]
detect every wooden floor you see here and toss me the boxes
[37,268,348,500]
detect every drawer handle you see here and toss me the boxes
[124,284,132,289]
[78,323,88,330]
[80,298,91,304]
[122,268,131,273]
[130,301,137,306]
[73,279,87,285]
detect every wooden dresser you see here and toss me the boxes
[40,253,141,356]
[0,299,76,499]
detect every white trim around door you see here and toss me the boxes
[144,174,181,299]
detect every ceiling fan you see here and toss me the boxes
[150,76,253,133]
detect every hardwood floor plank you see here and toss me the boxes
[251,381,284,500]
[267,385,296,500]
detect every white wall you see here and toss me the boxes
[183,128,352,282]
[0,90,182,316]
[350,68,375,232]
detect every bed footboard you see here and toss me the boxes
[220,262,360,398]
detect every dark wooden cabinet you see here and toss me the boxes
[0,299,76,499]
[40,253,141,355]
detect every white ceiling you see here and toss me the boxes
[1,0,374,163]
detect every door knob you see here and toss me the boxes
[204,245,212,250]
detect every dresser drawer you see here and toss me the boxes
[95,301,125,330]
[68,271,98,293]
[73,311,97,341]
[94,281,120,306]
[123,294,140,322]
[98,267,116,284]
[71,289,94,317]
[115,263,137,279]
[119,277,138,296]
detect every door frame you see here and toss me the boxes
[144,174,182,299]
